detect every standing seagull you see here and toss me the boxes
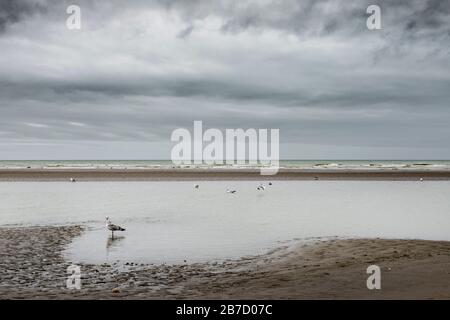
[226,188,237,194]
[105,216,126,239]
[194,184,199,189]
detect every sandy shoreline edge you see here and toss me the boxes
[1,168,450,181]
[0,225,449,299]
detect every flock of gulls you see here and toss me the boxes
[223,181,273,193]
[68,176,426,239]
[99,181,274,239]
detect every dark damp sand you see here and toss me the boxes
[1,168,450,181]
[0,226,449,299]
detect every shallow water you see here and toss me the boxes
[0,181,449,264]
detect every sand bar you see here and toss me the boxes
[1,168,450,181]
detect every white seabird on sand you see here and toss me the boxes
[226,188,237,194]
[105,216,126,239]
[70,178,76,182]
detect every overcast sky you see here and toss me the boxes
[0,0,449,159]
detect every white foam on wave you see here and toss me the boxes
[1,161,450,171]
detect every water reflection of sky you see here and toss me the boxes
[0,181,449,264]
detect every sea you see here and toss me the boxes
[0,160,450,170]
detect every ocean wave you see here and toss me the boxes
[1,160,450,171]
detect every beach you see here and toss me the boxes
[1,168,450,181]
[2,0,449,305]
[0,168,449,299]
[0,225,449,299]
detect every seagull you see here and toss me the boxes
[194,184,199,189]
[226,188,237,194]
[257,183,266,191]
[105,216,126,239]
[268,182,273,186]
[70,178,76,182]
[420,178,424,182]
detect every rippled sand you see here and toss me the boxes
[1,225,449,299]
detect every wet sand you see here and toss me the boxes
[1,225,449,299]
[1,168,450,181]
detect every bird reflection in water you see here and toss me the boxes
[106,235,125,250]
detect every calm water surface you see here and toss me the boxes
[0,181,449,264]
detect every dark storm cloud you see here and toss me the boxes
[3,73,449,111]
[405,0,450,31]
[154,0,450,38]
[0,0,48,32]
[0,0,450,158]
[176,24,194,38]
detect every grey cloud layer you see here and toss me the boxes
[0,0,43,32]
[0,0,449,158]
